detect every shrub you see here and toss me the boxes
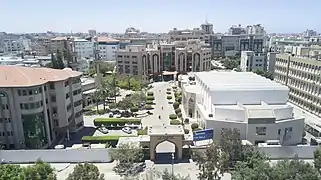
[169,114,177,120]
[184,118,189,124]
[166,91,171,95]
[167,88,171,91]
[146,100,154,105]
[191,123,199,130]
[93,118,141,126]
[173,102,180,109]
[138,127,148,135]
[170,120,181,125]
[175,108,181,114]
[176,96,182,103]
[167,96,172,100]
[177,112,182,118]
[130,106,139,112]
[184,129,190,134]
[145,105,154,110]
[147,92,154,96]
[84,110,96,116]
[146,96,155,101]
[172,86,177,89]
[193,127,202,132]
[81,135,136,144]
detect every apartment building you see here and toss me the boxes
[181,71,304,145]
[274,54,321,117]
[246,24,265,35]
[116,40,211,81]
[74,39,94,59]
[97,37,120,61]
[0,66,84,149]
[3,39,25,52]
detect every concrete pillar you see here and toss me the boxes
[42,85,51,144]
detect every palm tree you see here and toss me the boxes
[98,81,111,110]
[90,90,101,113]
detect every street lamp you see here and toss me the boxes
[171,152,174,179]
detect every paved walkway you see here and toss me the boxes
[141,82,175,127]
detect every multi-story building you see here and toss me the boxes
[0,66,84,149]
[97,37,120,61]
[274,54,321,118]
[116,40,211,81]
[3,39,24,52]
[181,71,304,145]
[88,30,97,36]
[240,51,277,72]
[169,28,205,43]
[246,24,265,35]
[74,39,94,59]
[228,24,246,35]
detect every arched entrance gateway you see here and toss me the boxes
[148,125,188,161]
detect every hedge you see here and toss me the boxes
[81,135,137,144]
[172,86,177,89]
[177,112,182,118]
[147,92,154,96]
[175,108,181,114]
[170,120,181,125]
[94,118,141,126]
[169,114,177,120]
[184,129,190,134]
[130,106,139,112]
[166,91,171,95]
[173,102,179,109]
[167,96,172,100]
[167,88,171,91]
[145,105,154,110]
[191,123,199,130]
[193,127,202,132]
[146,96,155,101]
[138,128,148,135]
[146,100,154,105]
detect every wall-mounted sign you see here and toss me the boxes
[193,129,214,141]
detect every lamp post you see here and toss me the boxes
[171,152,174,179]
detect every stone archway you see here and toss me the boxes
[149,135,183,161]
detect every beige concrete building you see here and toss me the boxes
[116,40,211,81]
[0,66,84,149]
[274,54,321,117]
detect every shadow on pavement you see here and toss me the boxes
[154,153,190,164]
[65,127,96,147]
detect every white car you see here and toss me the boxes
[99,125,109,134]
[122,127,132,134]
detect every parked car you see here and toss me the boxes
[98,125,109,134]
[122,127,132,134]
[108,113,114,118]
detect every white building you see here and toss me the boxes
[246,24,265,35]
[0,66,84,149]
[240,51,266,71]
[74,39,94,59]
[181,71,304,145]
[97,37,120,61]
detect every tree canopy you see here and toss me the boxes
[252,69,274,80]
[0,159,56,180]
[66,162,104,180]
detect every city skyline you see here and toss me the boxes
[1,0,320,34]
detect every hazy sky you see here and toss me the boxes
[1,0,320,33]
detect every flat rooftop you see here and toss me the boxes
[195,71,288,91]
[148,125,184,136]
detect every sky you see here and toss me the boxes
[0,0,320,34]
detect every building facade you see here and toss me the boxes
[274,54,321,117]
[240,51,277,72]
[97,37,120,61]
[181,71,304,145]
[0,66,84,149]
[116,40,212,81]
[74,39,94,59]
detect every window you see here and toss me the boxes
[256,127,266,135]
[18,90,22,96]
[66,92,70,99]
[51,95,56,102]
[24,104,29,110]
[67,103,72,111]
[50,83,55,90]
[64,81,69,87]
[54,119,59,127]
[22,90,27,96]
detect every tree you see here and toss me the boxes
[195,142,229,180]
[221,59,240,70]
[161,168,191,180]
[0,160,57,180]
[111,142,144,176]
[90,90,101,113]
[66,162,104,180]
[54,50,65,69]
[314,147,321,172]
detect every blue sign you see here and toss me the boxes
[193,129,214,141]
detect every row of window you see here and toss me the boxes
[255,127,292,136]
[20,101,44,110]
[17,87,43,96]
[74,100,82,107]
[0,131,14,137]
[73,89,82,96]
